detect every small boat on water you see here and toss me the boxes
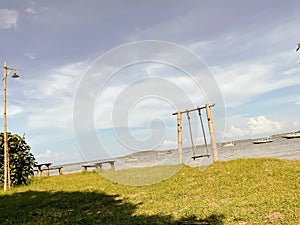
[221,141,235,147]
[282,132,300,139]
[253,137,273,144]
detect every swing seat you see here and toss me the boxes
[192,154,210,160]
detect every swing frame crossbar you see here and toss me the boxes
[172,104,215,115]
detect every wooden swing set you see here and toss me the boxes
[172,104,218,163]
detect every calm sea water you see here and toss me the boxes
[54,135,300,175]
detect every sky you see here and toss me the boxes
[0,0,299,165]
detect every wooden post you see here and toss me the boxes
[177,112,183,164]
[205,104,218,162]
[58,167,63,175]
[3,62,19,191]
[3,62,10,191]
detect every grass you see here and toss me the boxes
[99,164,183,186]
[0,158,299,224]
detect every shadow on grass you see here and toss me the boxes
[0,191,224,225]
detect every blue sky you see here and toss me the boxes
[0,0,299,164]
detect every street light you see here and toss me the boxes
[3,61,19,191]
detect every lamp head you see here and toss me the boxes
[11,72,19,78]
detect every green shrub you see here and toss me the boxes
[0,132,35,186]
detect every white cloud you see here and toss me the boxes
[0,9,19,29]
[161,139,177,149]
[92,60,212,131]
[282,67,300,77]
[39,62,84,97]
[226,126,244,139]
[212,55,300,108]
[8,105,24,117]
[247,116,281,135]
[226,116,281,139]
[23,62,86,131]
[188,17,300,110]
[162,139,177,145]
[0,105,25,118]
[36,149,65,162]
[36,149,52,159]
[24,62,85,100]
[25,8,36,15]
[25,52,37,60]
[94,84,175,129]
[94,74,206,130]
[26,102,73,130]
[213,63,272,106]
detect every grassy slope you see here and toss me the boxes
[0,158,299,224]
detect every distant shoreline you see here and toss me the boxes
[48,132,299,175]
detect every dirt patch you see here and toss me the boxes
[265,212,285,223]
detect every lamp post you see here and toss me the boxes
[3,61,19,191]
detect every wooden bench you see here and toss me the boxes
[48,166,63,175]
[82,160,115,172]
[33,163,63,177]
[82,164,97,172]
[95,161,115,171]
[34,162,52,177]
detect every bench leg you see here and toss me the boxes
[109,162,115,171]
[58,168,63,175]
[94,164,102,171]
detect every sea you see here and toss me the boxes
[52,134,300,175]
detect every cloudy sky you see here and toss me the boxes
[0,0,299,164]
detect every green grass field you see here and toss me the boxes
[0,158,299,224]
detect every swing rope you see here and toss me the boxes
[186,111,196,155]
[198,109,209,155]
[187,110,210,160]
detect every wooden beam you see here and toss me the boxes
[205,104,218,162]
[177,112,183,164]
[172,103,215,115]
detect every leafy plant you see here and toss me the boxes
[0,132,35,186]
